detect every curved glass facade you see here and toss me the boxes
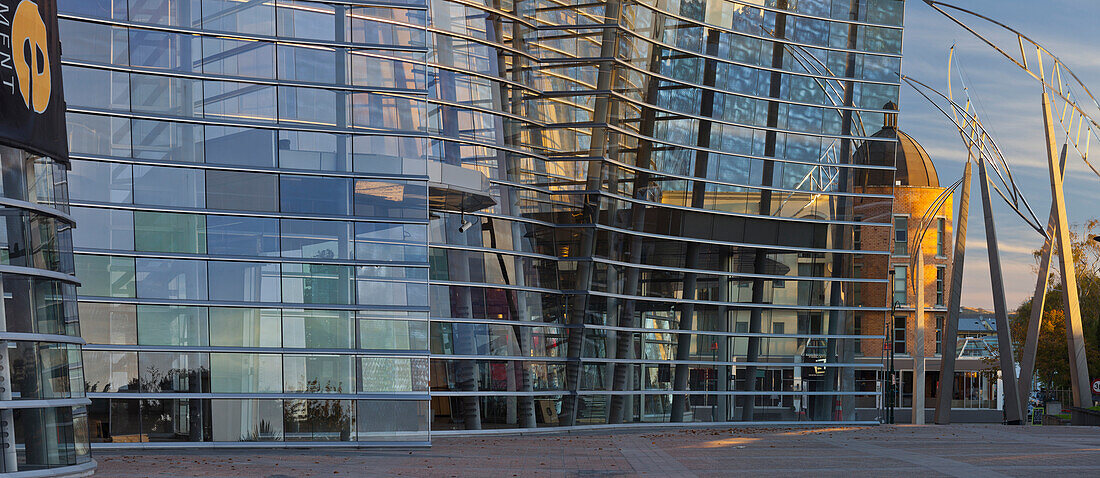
[61,0,901,445]
[426,0,900,430]
[0,145,94,474]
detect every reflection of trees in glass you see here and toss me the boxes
[139,364,210,392]
[85,376,139,393]
[283,380,351,441]
[240,419,276,441]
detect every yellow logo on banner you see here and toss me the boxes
[11,0,50,113]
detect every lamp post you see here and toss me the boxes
[885,268,898,424]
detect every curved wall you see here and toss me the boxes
[428,0,901,430]
[0,145,94,475]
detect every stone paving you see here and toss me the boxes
[93,424,1100,477]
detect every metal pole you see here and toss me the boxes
[1016,146,1065,419]
[934,160,971,424]
[1041,92,1092,407]
[886,287,897,424]
[976,154,1022,424]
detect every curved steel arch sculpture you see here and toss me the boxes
[924,0,1098,417]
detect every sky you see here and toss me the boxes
[897,0,1100,310]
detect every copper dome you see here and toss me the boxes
[854,102,939,188]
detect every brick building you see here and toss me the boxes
[851,104,1000,421]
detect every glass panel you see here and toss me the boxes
[132,118,204,162]
[201,37,275,79]
[137,305,209,346]
[66,113,132,158]
[203,80,277,122]
[356,400,428,442]
[58,19,128,65]
[346,7,426,46]
[281,309,352,349]
[356,280,426,307]
[352,179,427,219]
[358,317,427,350]
[68,160,132,203]
[129,29,201,72]
[276,0,336,41]
[206,215,280,257]
[206,170,279,212]
[348,50,424,91]
[128,0,201,27]
[78,303,137,345]
[354,222,427,262]
[59,0,128,20]
[136,258,209,300]
[210,353,282,393]
[211,399,284,442]
[278,130,349,172]
[208,261,281,302]
[133,165,206,207]
[71,207,134,250]
[134,211,207,253]
[358,357,427,392]
[75,254,136,298]
[283,355,352,393]
[201,0,275,35]
[281,264,352,305]
[279,175,349,216]
[138,352,210,392]
[204,126,276,167]
[209,307,281,347]
[278,86,340,127]
[82,351,138,393]
[62,66,130,110]
[351,135,426,175]
[276,44,336,84]
[130,72,202,117]
[349,92,424,132]
[283,399,353,442]
[141,398,210,442]
[280,219,351,260]
[89,399,142,443]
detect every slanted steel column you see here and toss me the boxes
[1041,93,1092,407]
[933,160,971,425]
[912,252,926,424]
[976,155,1022,424]
[1016,146,1065,418]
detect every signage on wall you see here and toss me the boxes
[0,0,68,161]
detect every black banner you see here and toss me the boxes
[0,0,68,162]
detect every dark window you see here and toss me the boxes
[206,216,280,257]
[936,266,945,306]
[893,316,907,355]
[893,216,908,255]
[206,170,279,212]
[280,175,350,216]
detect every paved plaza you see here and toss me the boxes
[93,425,1100,477]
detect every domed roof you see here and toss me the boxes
[854,102,939,188]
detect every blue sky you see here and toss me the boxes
[897,0,1100,309]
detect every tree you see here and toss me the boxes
[1012,220,1100,390]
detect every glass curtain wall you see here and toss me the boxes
[0,145,94,474]
[59,0,431,445]
[429,0,900,430]
[61,0,901,443]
